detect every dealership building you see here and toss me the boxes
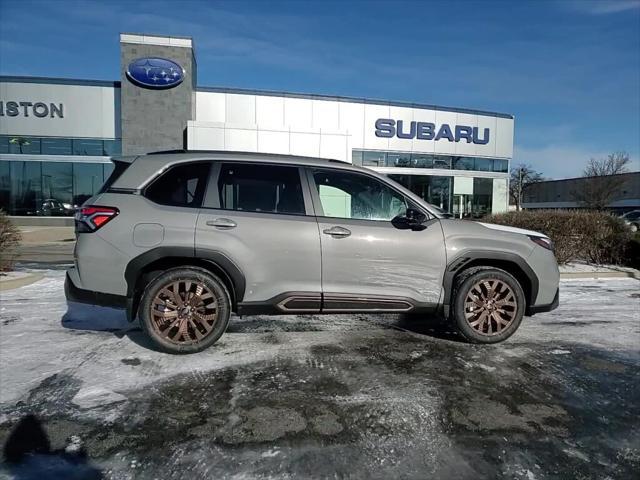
[0,33,514,218]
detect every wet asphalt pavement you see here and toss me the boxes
[0,273,639,479]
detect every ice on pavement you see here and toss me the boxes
[0,269,638,409]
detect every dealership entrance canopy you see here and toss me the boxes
[0,33,514,218]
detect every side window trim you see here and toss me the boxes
[305,167,326,217]
[307,167,423,223]
[202,161,222,209]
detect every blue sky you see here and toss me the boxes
[0,0,639,178]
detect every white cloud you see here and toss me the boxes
[514,144,640,179]
[566,0,640,15]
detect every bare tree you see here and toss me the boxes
[509,164,544,211]
[571,152,630,210]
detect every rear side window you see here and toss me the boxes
[145,162,211,208]
[218,163,305,215]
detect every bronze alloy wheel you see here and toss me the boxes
[150,279,219,345]
[464,278,518,336]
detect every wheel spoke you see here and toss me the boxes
[160,317,181,335]
[187,319,206,340]
[469,310,488,328]
[155,310,178,319]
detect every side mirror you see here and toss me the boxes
[392,208,428,231]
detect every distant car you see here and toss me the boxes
[39,199,74,216]
[622,210,640,232]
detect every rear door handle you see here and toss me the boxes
[206,218,237,229]
[323,226,351,238]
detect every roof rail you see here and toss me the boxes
[145,149,351,164]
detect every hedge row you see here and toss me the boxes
[0,210,21,271]
[484,210,632,265]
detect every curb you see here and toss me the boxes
[0,273,45,291]
[560,271,640,280]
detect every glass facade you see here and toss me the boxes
[0,136,121,156]
[0,160,113,215]
[356,149,508,217]
[353,149,509,173]
[389,175,453,212]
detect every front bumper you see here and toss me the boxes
[526,287,559,316]
[65,270,127,310]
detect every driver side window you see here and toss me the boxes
[313,169,407,221]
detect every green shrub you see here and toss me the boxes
[484,210,632,265]
[0,210,21,271]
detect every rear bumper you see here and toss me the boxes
[526,287,559,316]
[65,270,127,310]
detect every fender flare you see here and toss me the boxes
[442,250,539,309]
[124,246,246,306]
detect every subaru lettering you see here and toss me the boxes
[375,118,490,144]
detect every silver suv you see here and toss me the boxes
[65,152,559,353]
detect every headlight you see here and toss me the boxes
[529,235,554,251]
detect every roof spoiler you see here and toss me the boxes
[109,155,139,164]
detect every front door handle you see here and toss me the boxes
[206,218,237,229]
[323,226,351,238]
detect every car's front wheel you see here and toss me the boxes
[139,267,231,354]
[452,267,525,344]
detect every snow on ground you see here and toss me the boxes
[0,270,638,479]
[559,261,640,275]
[1,270,637,407]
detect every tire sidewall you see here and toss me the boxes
[453,268,525,344]
[139,267,231,354]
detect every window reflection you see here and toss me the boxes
[73,139,103,156]
[353,150,508,173]
[8,137,41,155]
[9,161,42,215]
[42,162,73,206]
[73,163,105,206]
[474,158,493,172]
[493,159,508,173]
[388,174,452,212]
[472,178,494,217]
[433,156,451,169]
[0,160,111,215]
[362,151,386,167]
[0,136,121,156]
[42,138,72,155]
[452,157,474,170]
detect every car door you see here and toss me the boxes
[196,161,322,311]
[308,167,446,311]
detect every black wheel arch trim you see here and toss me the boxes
[442,250,539,311]
[124,246,246,318]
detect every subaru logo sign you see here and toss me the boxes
[126,57,185,89]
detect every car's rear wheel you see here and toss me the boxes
[139,267,231,354]
[452,267,525,344]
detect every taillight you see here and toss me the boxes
[75,206,119,233]
[529,235,554,251]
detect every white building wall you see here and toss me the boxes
[0,81,119,138]
[192,91,514,161]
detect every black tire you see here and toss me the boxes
[451,267,525,344]
[139,267,231,354]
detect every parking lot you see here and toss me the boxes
[0,269,639,479]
